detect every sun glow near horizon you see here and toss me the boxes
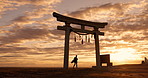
[110,48,142,65]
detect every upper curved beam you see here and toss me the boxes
[53,12,108,28]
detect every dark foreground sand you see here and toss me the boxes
[0,64,148,78]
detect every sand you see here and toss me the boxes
[0,64,148,78]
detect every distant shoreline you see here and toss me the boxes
[0,64,144,68]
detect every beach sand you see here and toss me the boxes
[0,64,148,78]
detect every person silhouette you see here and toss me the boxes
[71,55,78,68]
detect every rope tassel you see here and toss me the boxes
[74,36,76,42]
[81,39,83,44]
[85,35,87,42]
[88,38,90,43]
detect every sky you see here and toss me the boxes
[0,0,147,67]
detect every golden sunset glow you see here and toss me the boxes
[0,0,147,67]
[111,48,141,64]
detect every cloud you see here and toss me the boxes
[0,0,64,67]
[69,3,131,20]
[14,0,61,6]
[0,0,17,18]
[0,53,25,57]
[66,0,148,59]
[0,0,63,47]
[0,0,61,26]
[0,47,29,53]
[67,1,148,54]
[0,27,50,46]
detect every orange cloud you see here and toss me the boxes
[67,0,148,62]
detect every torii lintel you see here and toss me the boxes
[53,12,108,28]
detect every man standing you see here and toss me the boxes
[71,55,78,68]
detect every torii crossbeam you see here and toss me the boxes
[53,12,108,69]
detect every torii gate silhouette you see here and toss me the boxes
[53,12,108,69]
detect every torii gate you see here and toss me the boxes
[53,12,108,69]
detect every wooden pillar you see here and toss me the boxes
[64,23,71,69]
[94,28,101,68]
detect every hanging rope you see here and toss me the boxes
[73,30,89,35]
[72,30,94,44]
